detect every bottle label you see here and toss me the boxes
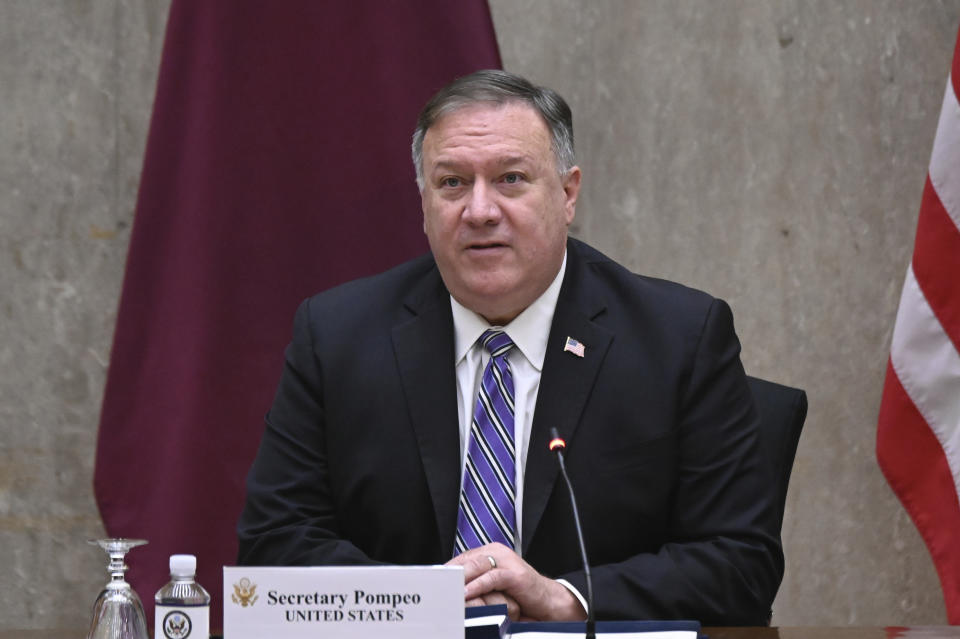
[155,604,210,639]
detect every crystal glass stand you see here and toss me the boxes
[86,538,150,639]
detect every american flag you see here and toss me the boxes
[564,336,585,358]
[876,24,960,624]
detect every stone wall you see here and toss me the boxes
[1,0,957,628]
[487,1,959,623]
[1,0,168,628]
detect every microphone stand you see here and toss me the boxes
[549,427,595,639]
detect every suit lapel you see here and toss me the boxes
[522,243,613,555]
[391,270,461,559]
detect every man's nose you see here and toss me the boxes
[463,181,502,225]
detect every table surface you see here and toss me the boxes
[3,628,959,639]
[705,628,960,639]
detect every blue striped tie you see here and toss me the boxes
[455,329,517,553]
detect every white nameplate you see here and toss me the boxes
[223,565,464,639]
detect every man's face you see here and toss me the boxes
[420,102,581,325]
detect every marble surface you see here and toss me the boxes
[2,0,958,629]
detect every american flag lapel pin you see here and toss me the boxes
[563,336,585,358]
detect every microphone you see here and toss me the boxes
[548,427,595,639]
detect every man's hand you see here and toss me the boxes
[445,542,587,622]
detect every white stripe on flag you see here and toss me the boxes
[930,74,960,226]
[890,264,960,497]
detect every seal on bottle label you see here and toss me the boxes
[155,605,209,639]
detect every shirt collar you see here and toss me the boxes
[451,251,567,372]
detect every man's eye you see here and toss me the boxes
[442,177,462,188]
[503,173,523,184]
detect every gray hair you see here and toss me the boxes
[412,69,575,190]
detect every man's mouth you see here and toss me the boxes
[466,241,508,251]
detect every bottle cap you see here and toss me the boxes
[170,554,197,577]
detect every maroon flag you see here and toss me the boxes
[877,24,960,623]
[94,1,500,628]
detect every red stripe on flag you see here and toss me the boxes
[877,360,960,623]
[912,176,960,354]
[953,24,960,100]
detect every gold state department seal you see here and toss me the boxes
[231,577,259,607]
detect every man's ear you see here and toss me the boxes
[562,166,582,224]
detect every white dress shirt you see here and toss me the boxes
[449,251,588,613]
[451,252,566,552]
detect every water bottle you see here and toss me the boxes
[155,554,210,639]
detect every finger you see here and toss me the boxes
[447,555,482,585]
[465,597,488,608]
[479,591,521,621]
[448,546,506,584]
[460,545,527,598]
[463,561,509,600]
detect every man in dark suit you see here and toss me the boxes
[237,70,783,625]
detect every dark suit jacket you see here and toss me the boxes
[237,239,784,625]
